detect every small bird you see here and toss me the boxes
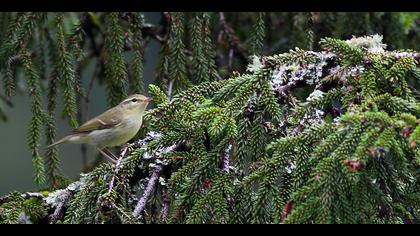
[47,94,152,163]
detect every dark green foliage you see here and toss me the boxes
[190,12,218,83]
[104,12,128,106]
[0,13,44,97]
[168,12,189,95]
[54,14,78,127]
[0,192,47,224]
[190,13,205,83]
[201,13,218,81]
[20,46,45,186]
[44,113,61,187]
[44,50,61,187]
[38,36,418,224]
[306,13,315,51]
[0,192,25,224]
[155,14,171,91]
[249,12,266,55]
[3,56,17,97]
[129,12,145,94]
[1,12,420,224]
[319,37,364,65]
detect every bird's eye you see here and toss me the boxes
[131,98,138,103]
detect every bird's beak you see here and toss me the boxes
[145,97,153,103]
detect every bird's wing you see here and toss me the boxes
[73,107,122,133]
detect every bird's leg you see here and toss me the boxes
[103,147,119,160]
[97,148,117,164]
[120,143,129,152]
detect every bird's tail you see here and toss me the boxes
[45,133,88,149]
[45,135,71,149]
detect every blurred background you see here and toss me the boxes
[0,12,419,195]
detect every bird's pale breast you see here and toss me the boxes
[88,117,143,148]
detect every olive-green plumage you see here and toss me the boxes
[47,94,151,151]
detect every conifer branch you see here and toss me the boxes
[55,14,78,127]
[20,45,45,186]
[104,12,128,106]
[129,12,145,94]
[250,12,266,55]
[168,12,189,94]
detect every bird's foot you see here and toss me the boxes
[97,148,118,165]
[104,147,120,160]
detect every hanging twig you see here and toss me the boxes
[217,12,249,65]
[107,146,129,194]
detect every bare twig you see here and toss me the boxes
[160,187,170,223]
[107,146,129,194]
[141,23,164,43]
[167,79,174,99]
[222,143,232,173]
[133,164,163,218]
[228,48,234,70]
[218,12,249,65]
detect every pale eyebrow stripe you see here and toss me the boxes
[122,97,143,104]
[122,99,133,104]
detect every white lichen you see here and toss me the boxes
[306,90,324,102]
[285,160,296,174]
[392,51,420,59]
[346,34,387,52]
[44,179,83,208]
[247,55,263,72]
[159,177,167,186]
[269,51,336,92]
[347,65,365,76]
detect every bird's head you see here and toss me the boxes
[119,94,152,114]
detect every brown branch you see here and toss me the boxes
[218,12,249,65]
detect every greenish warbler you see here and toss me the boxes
[47,94,152,162]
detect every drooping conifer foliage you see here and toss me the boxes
[0,12,419,224]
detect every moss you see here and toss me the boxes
[41,191,49,197]
[23,197,47,224]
